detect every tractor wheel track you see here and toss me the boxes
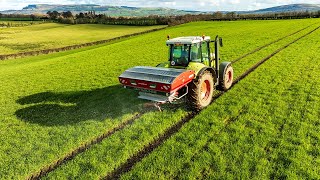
[103,25,320,180]
[27,112,147,180]
[231,23,317,64]
[28,24,318,179]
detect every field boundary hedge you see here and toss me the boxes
[0,26,167,61]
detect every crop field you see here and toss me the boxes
[0,23,166,55]
[0,19,319,179]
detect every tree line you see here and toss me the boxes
[212,10,320,21]
[46,10,169,25]
[45,10,320,26]
[1,10,319,27]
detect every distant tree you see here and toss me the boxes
[52,11,60,19]
[30,14,36,21]
[0,13,2,18]
[62,11,73,18]
[47,11,60,20]
[46,11,52,18]
[77,12,85,18]
[58,16,75,24]
[213,11,223,19]
[226,12,237,19]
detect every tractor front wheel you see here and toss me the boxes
[187,71,214,111]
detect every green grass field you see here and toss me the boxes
[0,19,319,179]
[122,25,320,180]
[0,23,166,55]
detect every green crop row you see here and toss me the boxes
[122,25,320,179]
[40,20,319,179]
[0,19,319,179]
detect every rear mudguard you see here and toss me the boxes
[219,61,232,83]
[217,62,231,91]
[196,67,217,84]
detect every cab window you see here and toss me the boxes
[202,42,209,61]
[202,42,210,65]
[170,44,189,66]
[190,44,201,62]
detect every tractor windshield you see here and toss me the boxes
[169,44,190,66]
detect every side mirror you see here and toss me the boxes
[219,37,223,47]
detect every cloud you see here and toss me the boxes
[255,0,291,4]
[164,1,176,6]
[229,0,241,5]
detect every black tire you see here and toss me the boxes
[187,71,214,111]
[220,65,233,91]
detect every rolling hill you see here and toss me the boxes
[0,4,200,17]
[0,3,319,16]
[246,4,320,14]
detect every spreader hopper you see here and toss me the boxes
[119,66,195,103]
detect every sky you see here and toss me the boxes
[0,0,319,11]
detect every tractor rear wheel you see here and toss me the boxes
[220,65,233,91]
[187,71,214,111]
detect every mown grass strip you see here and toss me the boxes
[103,25,320,179]
[27,111,148,180]
[0,26,166,60]
[231,22,317,64]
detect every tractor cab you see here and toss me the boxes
[166,36,212,67]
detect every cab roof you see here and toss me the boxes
[166,36,211,45]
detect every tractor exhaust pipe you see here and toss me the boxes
[215,35,219,79]
[214,35,223,81]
